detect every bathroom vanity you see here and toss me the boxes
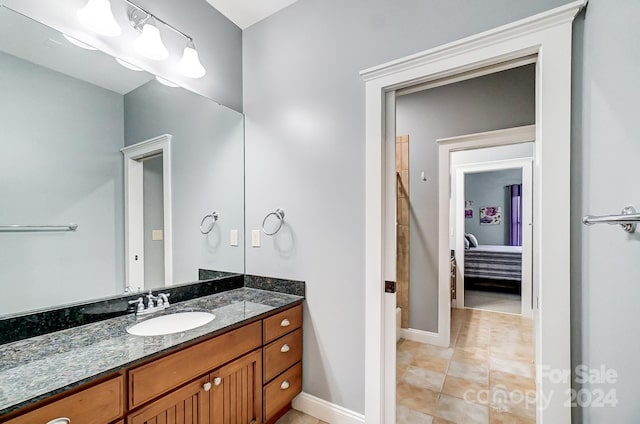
[0,289,303,424]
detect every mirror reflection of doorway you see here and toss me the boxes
[121,134,173,291]
[143,155,165,288]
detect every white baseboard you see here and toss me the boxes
[399,327,447,347]
[292,392,364,424]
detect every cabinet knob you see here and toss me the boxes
[46,420,70,424]
[214,377,222,386]
[280,318,291,327]
[280,344,291,353]
[280,380,290,390]
[203,382,212,392]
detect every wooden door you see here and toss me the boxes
[128,376,210,424]
[210,350,262,424]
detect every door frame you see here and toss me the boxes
[361,1,586,422]
[121,134,173,288]
[450,146,534,318]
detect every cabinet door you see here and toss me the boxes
[210,349,262,424]
[128,376,210,424]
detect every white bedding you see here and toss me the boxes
[471,244,522,253]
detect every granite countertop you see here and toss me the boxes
[0,287,303,416]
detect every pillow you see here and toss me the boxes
[466,233,479,247]
[464,236,470,250]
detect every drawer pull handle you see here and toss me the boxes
[214,377,222,386]
[280,344,291,353]
[280,380,290,390]
[280,318,291,327]
[203,382,212,392]
[46,419,70,424]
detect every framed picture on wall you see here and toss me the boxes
[480,206,502,225]
[465,200,473,219]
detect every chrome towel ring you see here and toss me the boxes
[200,211,219,234]
[262,208,285,236]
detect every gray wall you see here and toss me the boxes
[397,66,535,332]
[0,52,124,315]
[243,0,568,413]
[124,81,245,282]
[465,169,522,246]
[143,156,165,286]
[2,0,243,111]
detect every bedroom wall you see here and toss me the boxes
[396,65,535,333]
[465,169,523,246]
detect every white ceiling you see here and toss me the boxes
[206,0,300,29]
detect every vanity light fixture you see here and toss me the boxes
[62,34,97,51]
[77,0,122,37]
[115,57,144,71]
[177,41,206,78]
[133,19,169,60]
[125,0,206,78]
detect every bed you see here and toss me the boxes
[464,244,522,282]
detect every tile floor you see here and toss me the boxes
[464,290,521,315]
[397,308,536,424]
[275,308,534,424]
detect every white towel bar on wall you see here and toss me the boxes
[582,206,640,233]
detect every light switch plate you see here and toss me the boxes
[230,229,239,246]
[152,230,163,241]
[251,230,261,247]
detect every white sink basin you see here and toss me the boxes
[127,311,215,336]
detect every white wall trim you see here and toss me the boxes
[362,2,585,423]
[292,392,365,424]
[399,328,447,347]
[121,134,173,288]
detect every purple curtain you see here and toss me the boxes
[509,184,522,246]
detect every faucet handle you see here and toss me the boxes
[128,297,144,312]
[158,293,170,307]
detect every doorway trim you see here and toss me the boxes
[121,134,173,288]
[450,148,534,318]
[360,1,585,423]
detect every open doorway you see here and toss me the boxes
[363,4,582,422]
[394,59,537,421]
[450,141,534,319]
[121,134,173,290]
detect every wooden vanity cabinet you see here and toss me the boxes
[2,303,302,424]
[128,376,210,424]
[4,376,124,424]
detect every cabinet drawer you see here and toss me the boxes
[263,329,302,383]
[263,362,302,421]
[5,376,124,424]
[129,321,262,408]
[263,305,302,344]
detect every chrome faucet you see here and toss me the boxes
[128,290,171,316]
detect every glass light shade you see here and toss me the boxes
[62,34,97,50]
[177,45,206,78]
[134,23,168,61]
[77,0,122,37]
[115,58,144,72]
[156,76,179,88]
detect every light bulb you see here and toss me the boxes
[62,34,97,50]
[177,42,206,79]
[77,0,122,37]
[156,76,179,88]
[115,58,144,72]
[134,23,168,61]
